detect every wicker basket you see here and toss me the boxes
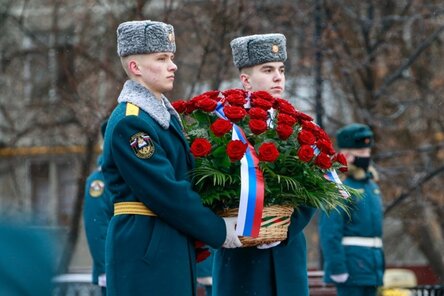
[220,205,294,247]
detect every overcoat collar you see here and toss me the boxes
[117,80,181,129]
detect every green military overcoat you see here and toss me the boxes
[83,158,113,286]
[102,80,226,296]
[213,206,315,296]
[319,167,384,288]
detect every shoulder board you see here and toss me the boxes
[125,103,140,116]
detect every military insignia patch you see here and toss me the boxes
[130,132,155,159]
[89,180,105,197]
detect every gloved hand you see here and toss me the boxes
[197,276,213,286]
[257,241,281,249]
[330,273,349,283]
[222,217,242,248]
[98,274,107,287]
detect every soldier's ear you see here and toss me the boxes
[240,73,252,91]
[128,60,141,76]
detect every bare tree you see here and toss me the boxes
[321,0,444,280]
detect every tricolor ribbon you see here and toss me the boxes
[312,145,350,198]
[215,102,264,237]
[324,169,350,198]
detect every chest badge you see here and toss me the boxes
[130,132,155,159]
[89,180,105,197]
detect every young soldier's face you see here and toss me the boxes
[132,52,177,97]
[240,62,285,97]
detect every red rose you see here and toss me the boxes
[297,130,316,145]
[188,94,208,113]
[171,100,188,114]
[249,119,268,135]
[190,138,212,157]
[210,118,232,137]
[201,90,221,101]
[196,98,218,112]
[335,153,347,165]
[224,105,247,122]
[251,90,275,102]
[249,107,268,120]
[301,120,317,131]
[317,138,336,155]
[226,93,246,106]
[334,152,348,172]
[315,152,332,169]
[222,89,246,97]
[295,111,313,122]
[277,113,297,126]
[251,98,273,111]
[190,94,207,106]
[226,140,248,162]
[274,98,296,116]
[298,145,315,162]
[276,124,294,140]
[186,103,197,114]
[258,142,280,162]
[251,90,275,110]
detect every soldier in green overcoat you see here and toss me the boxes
[212,33,316,296]
[83,121,112,295]
[319,123,385,296]
[102,20,241,296]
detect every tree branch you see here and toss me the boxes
[374,24,444,99]
[384,164,444,215]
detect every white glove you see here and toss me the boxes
[257,241,281,249]
[197,276,213,286]
[330,273,349,283]
[222,217,242,248]
[98,274,106,287]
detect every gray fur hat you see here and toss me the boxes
[117,20,176,57]
[230,33,287,69]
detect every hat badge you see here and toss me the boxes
[168,32,175,43]
[272,44,279,53]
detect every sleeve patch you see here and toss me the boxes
[130,132,155,159]
[89,180,105,197]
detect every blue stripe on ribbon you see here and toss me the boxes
[232,124,257,236]
[243,144,257,236]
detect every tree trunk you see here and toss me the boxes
[403,198,444,283]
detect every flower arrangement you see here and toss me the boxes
[172,89,353,216]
